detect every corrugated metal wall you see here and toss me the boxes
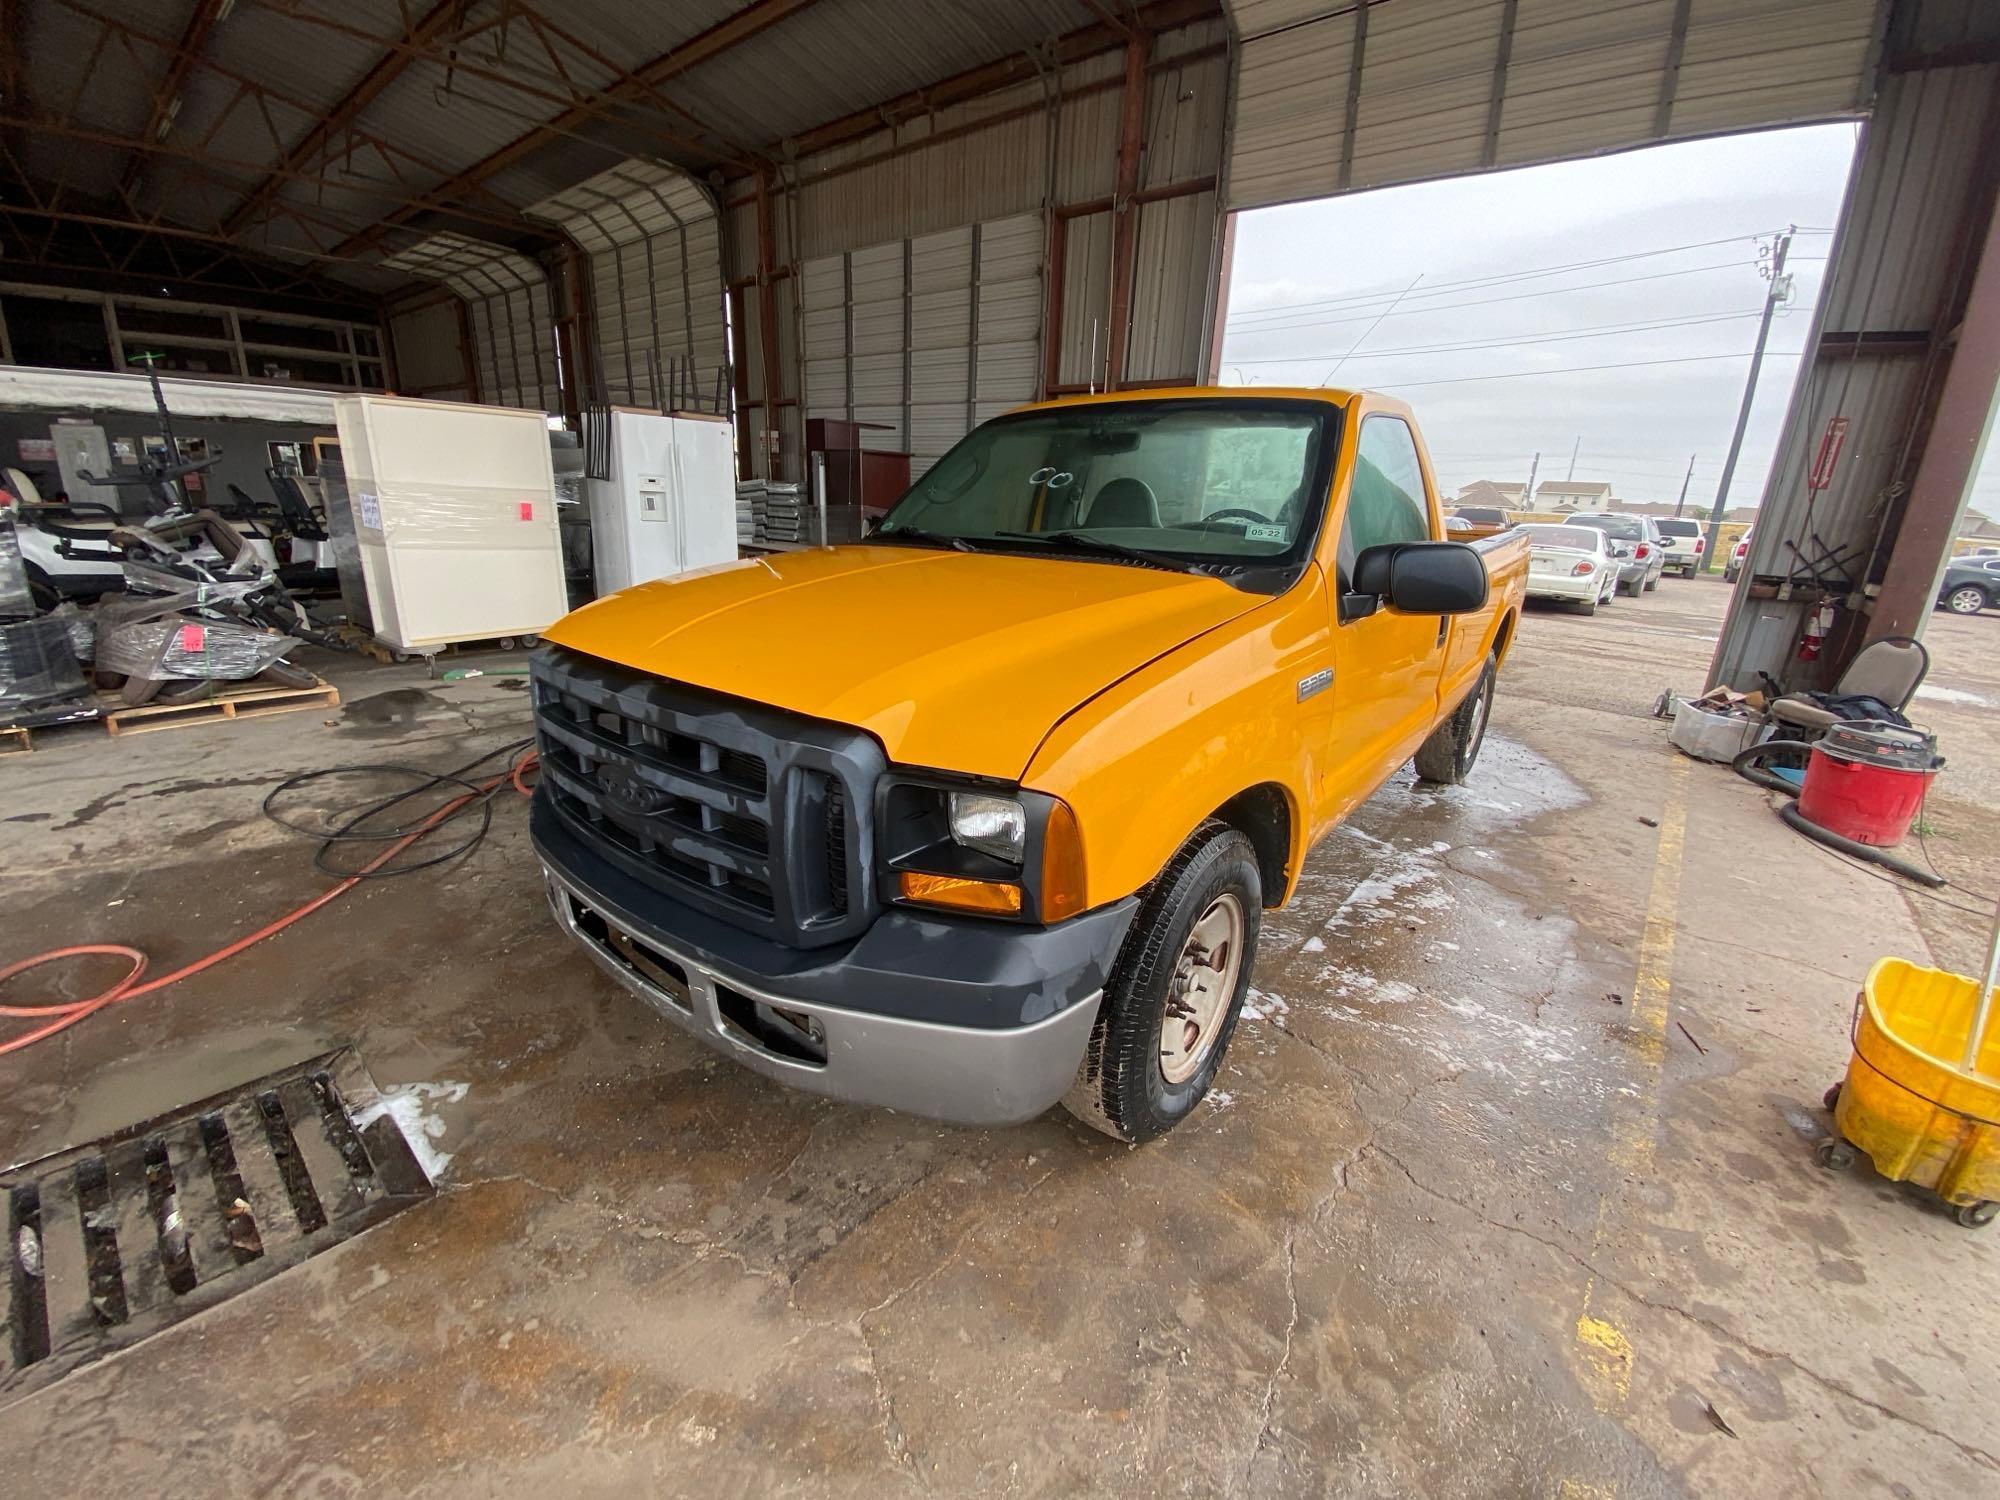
[800,214,1046,476]
[720,20,1230,476]
[385,298,470,400]
[1710,14,2000,690]
[1225,0,1882,211]
[381,233,559,414]
[527,159,730,413]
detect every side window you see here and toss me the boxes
[1338,416,1432,583]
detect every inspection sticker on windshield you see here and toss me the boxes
[1245,523,1286,542]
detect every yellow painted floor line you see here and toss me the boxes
[1564,753,1691,1488]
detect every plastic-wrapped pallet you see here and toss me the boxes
[0,617,89,720]
[0,515,34,622]
[96,614,298,682]
[95,568,297,682]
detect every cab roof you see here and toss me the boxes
[1016,384,1368,414]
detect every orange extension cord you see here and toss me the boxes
[0,751,540,1058]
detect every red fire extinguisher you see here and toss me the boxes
[1798,602,1834,663]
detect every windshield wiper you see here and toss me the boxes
[991,530,1205,575]
[867,526,978,552]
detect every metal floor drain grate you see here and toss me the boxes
[2,1049,434,1406]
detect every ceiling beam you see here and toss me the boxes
[7,115,561,244]
[333,0,823,259]
[122,0,228,198]
[0,206,378,314]
[220,0,464,238]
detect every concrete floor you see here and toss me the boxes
[2,578,1997,1497]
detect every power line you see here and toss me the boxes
[1232,255,1832,339]
[1228,308,1769,365]
[1228,260,1759,334]
[1225,233,1777,326]
[1379,349,1807,390]
[1230,348,1808,391]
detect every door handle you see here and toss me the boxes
[1436,616,1448,647]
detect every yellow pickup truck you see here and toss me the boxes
[530,388,1527,1140]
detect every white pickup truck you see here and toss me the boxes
[1654,517,1705,578]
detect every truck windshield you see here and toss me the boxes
[873,398,1336,568]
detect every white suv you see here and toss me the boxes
[1654,517,1705,578]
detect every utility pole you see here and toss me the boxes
[1702,227,1793,571]
[1672,453,1696,517]
[1566,436,1581,481]
[1525,451,1540,512]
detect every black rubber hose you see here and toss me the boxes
[1731,738,1816,796]
[1777,801,1949,888]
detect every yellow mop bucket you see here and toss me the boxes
[1821,956,2000,1228]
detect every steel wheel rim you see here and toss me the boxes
[1950,587,1984,613]
[1159,893,1245,1085]
[1466,671,1491,749]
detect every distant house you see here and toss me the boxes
[1535,480,1615,513]
[1456,480,1525,510]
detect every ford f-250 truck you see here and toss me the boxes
[530,389,1527,1141]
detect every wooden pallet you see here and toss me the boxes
[101,677,340,738]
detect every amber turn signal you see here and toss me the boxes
[898,871,1023,915]
[1039,798,1088,922]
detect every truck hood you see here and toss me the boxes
[542,545,1264,780]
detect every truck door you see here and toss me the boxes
[1324,414,1447,820]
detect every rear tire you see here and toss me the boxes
[1414,653,1496,785]
[1576,596,1597,616]
[1062,822,1261,1144]
[1944,585,1988,616]
[1644,573,1659,592]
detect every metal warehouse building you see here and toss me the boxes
[6,0,1996,688]
[4,3,2000,1495]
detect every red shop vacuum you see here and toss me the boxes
[1795,721,1942,849]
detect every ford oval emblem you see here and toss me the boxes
[596,761,669,817]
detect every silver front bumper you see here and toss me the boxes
[544,867,1101,1126]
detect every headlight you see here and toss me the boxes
[949,792,1026,862]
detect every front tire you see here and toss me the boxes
[1414,653,1496,785]
[1944,585,1988,616]
[1062,822,1261,1143]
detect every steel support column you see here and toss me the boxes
[1102,32,1153,389]
[1868,190,2000,641]
[754,166,783,480]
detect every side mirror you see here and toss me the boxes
[1350,542,1489,616]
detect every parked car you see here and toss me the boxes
[1725,528,1753,583]
[1938,556,2000,615]
[1562,512,1664,595]
[1654,517,1706,577]
[1451,505,1513,540]
[1522,524,1617,615]
[530,388,1529,1141]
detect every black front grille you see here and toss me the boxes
[824,782,848,915]
[532,646,882,948]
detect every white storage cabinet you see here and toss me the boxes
[333,396,566,651]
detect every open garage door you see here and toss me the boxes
[800,214,1043,477]
[527,160,729,414]
[1225,0,1882,211]
[382,233,559,414]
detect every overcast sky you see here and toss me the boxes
[1221,123,2000,522]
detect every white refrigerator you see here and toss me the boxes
[587,409,738,596]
